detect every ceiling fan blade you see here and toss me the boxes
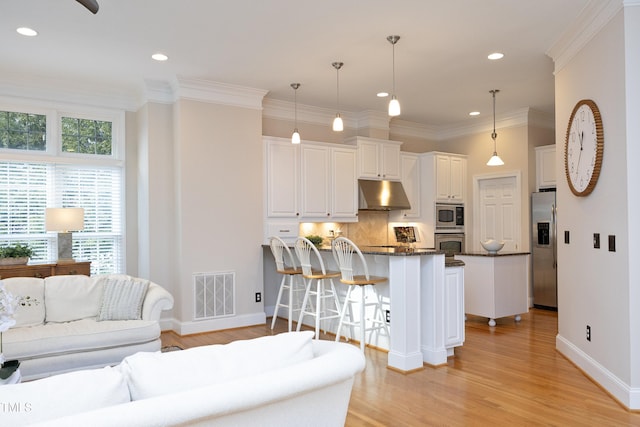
[76,0,99,14]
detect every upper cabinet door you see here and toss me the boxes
[266,139,299,218]
[300,144,331,218]
[380,143,401,181]
[535,145,556,190]
[350,137,402,181]
[435,154,466,203]
[331,147,358,218]
[357,140,380,179]
[448,156,466,202]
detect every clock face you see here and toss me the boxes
[564,100,604,197]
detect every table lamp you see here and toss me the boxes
[45,208,84,263]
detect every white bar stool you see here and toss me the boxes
[269,236,305,332]
[332,237,390,352]
[294,237,342,339]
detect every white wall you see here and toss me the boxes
[170,98,266,333]
[554,5,639,408]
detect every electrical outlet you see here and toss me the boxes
[385,310,391,324]
[593,233,600,249]
[586,325,591,341]
[255,292,261,303]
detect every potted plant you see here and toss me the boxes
[0,244,33,266]
[306,235,323,247]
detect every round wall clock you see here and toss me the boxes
[564,99,604,197]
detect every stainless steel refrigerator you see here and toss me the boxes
[531,191,557,309]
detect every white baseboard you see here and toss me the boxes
[160,312,267,336]
[556,333,640,410]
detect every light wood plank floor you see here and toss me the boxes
[161,309,640,426]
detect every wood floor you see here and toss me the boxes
[161,309,640,426]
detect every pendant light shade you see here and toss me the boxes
[291,83,301,144]
[387,35,401,117]
[487,89,504,166]
[332,62,344,132]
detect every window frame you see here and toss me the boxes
[0,97,127,274]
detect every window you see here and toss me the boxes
[0,111,46,151]
[0,104,124,275]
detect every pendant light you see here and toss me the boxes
[387,35,401,117]
[332,62,344,132]
[486,89,504,166]
[291,83,301,144]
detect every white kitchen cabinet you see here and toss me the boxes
[347,137,402,181]
[535,145,556,190]
[300,144,330,218]
[331,146,359,219]
[301,143,358,220]
[265,137,299,218]
[393,153,421,219]
[457,253,529,327]
[435,153,466,202]
[444,265,465,352]
[265,137,357,222]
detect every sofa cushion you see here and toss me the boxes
[97,276,149,321]
[44,275,102,323]
[1,318,160,361]
[0,366,130,426]
[120,331,315,400]
[2,277,45,327]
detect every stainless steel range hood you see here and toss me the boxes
[358,179,411,211]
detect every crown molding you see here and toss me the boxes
[262,98,360,129]
[547,0,623,73]
[142,79,175,105]
[390,119,439,140]
[354,110,390,132]
[0,72,138,111]
[171,77,268,110]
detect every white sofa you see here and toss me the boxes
[1,274,174,381]
[0,331,365,427]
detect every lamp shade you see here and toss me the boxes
[45,208,85,232]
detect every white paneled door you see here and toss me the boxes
[477,176,520,252]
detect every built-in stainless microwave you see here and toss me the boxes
[435,203,464,231]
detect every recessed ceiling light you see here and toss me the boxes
[488,52,504,60]
[377,92,389,98]
[152,53,169,61]
[16,27,38,37]
[469,111,480,116]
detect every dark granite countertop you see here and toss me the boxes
[458,251,530,257]
[263,244,445,257]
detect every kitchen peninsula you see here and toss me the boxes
[263,244,463,371]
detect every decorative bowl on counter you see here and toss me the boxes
[481,239,505,254]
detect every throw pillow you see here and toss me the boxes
[120,330,315,400]
[44,275,102,323]
[0,366,129,426]
[97,276,149,321]
[2,278,45,327]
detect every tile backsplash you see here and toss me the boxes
[299,211,395,247]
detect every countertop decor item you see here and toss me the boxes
[306,235,323,247]
[480,239,505,254]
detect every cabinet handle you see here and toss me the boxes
[327,213,330,216]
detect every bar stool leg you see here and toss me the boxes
[270,275,287,330]
[359,286,366,352]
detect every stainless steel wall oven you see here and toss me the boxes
[434,233,465,258]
